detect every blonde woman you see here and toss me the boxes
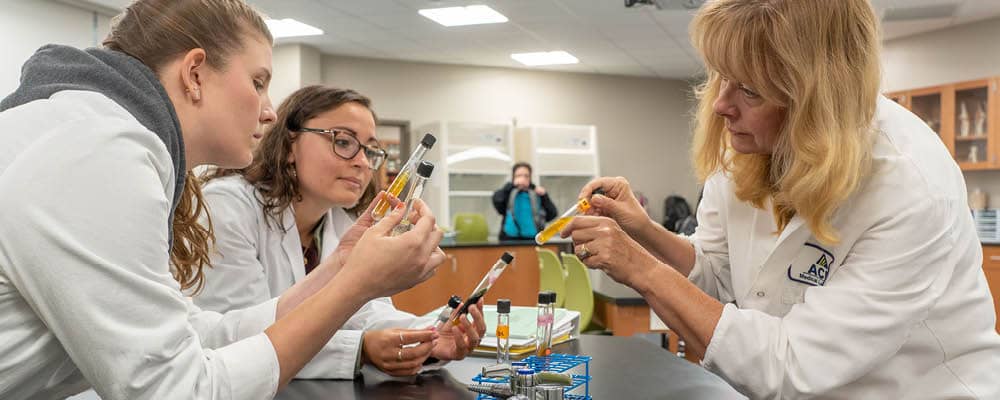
[0,1,441,399]
[563,0,1000,398]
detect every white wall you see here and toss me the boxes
[270,43,322,105]
[882,17,1000,208]
[1,0,112,97]
[321,55,700,224]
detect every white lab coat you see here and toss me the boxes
[195,175,426,379]
[0,91,279,400]
[687,96,1000,399]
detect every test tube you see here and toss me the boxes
[434,295,463,331]
[372,133,436,220]
[535,291,555,357]
[391,161,434,236]
[534,188,605,244]
[451,252,515,324]
[496,298,511,364]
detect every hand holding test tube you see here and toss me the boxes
[534,188,605,244]
[450,252,514,325]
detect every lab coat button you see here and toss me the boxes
[756,291,765,297]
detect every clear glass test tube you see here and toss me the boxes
[496,298,511,364]
[535,291,555,357]
[534,188,605,245]
[391,161,434,236]
[372,133,436,220]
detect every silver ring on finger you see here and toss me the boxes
[576,243,592,260]
[397,348,403,362]
[399,331,405,347]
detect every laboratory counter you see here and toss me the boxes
[275,334,746,400]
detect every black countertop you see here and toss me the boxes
[593,284,648,306]
[439,238,572,249]
[275,335,745,400]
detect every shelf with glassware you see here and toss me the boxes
[514,124,601,211]
[416,120,516,236]
[886,77,999,170]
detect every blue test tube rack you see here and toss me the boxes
[471,353,592,400]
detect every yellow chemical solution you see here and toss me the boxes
[534,198,591,244]
[495,325,509,339]
[371,170,409,219]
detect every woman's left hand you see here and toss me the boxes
[430,299,486,361]
[562,215,658,287]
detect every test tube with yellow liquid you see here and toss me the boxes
[371,133,436,220]
[534,188,605,245]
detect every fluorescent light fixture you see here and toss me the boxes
[510,51,579,66]
[418,5,509,27]
[266,18,323,39]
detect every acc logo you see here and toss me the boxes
[787,243,833,286]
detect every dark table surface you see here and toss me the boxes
[592,284,648,306]
[276,335,745,400]
[439,238,572,248]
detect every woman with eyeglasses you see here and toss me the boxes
[194,85,486,378]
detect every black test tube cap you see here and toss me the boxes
[420,133,437,148]
[497,299,511,313]
[538,291,556,304]
[448,295,462,308]
[416,161,434,178]
[592,187,606,197]
[500,251,514,264]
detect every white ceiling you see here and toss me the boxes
[64,0,1000,79]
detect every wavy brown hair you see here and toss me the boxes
[103,0,272,294]
[209,85,380,230]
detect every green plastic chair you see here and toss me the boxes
[560,252,595,332]
[453,213,489,242]
[536,247,567,308]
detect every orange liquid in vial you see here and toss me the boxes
[371,170,410,219]
[534,217,572,244]
[496,325,509,339]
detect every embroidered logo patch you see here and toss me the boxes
[787,243,833,286]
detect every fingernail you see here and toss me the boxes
[396,203,405,210]
[429,326,437,332]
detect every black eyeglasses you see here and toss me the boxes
[298,127,387,170]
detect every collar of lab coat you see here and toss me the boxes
[279,206,357,283]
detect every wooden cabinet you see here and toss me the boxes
[391,244,558,316]
[887,78,1000,170]
[983,245,1000,333]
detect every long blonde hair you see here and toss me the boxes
[104,0,272,294]
[690,0,881,245]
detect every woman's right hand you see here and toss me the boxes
[362,328,438,376]
[575,177,650,238]
[339,198,444,299]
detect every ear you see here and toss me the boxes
[179,48,208,102]
[286,138,297,164]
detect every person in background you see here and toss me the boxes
[195,85,485,378]
[492,162,557,241]
[0,1,442,399]
[563,0,1000,398]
